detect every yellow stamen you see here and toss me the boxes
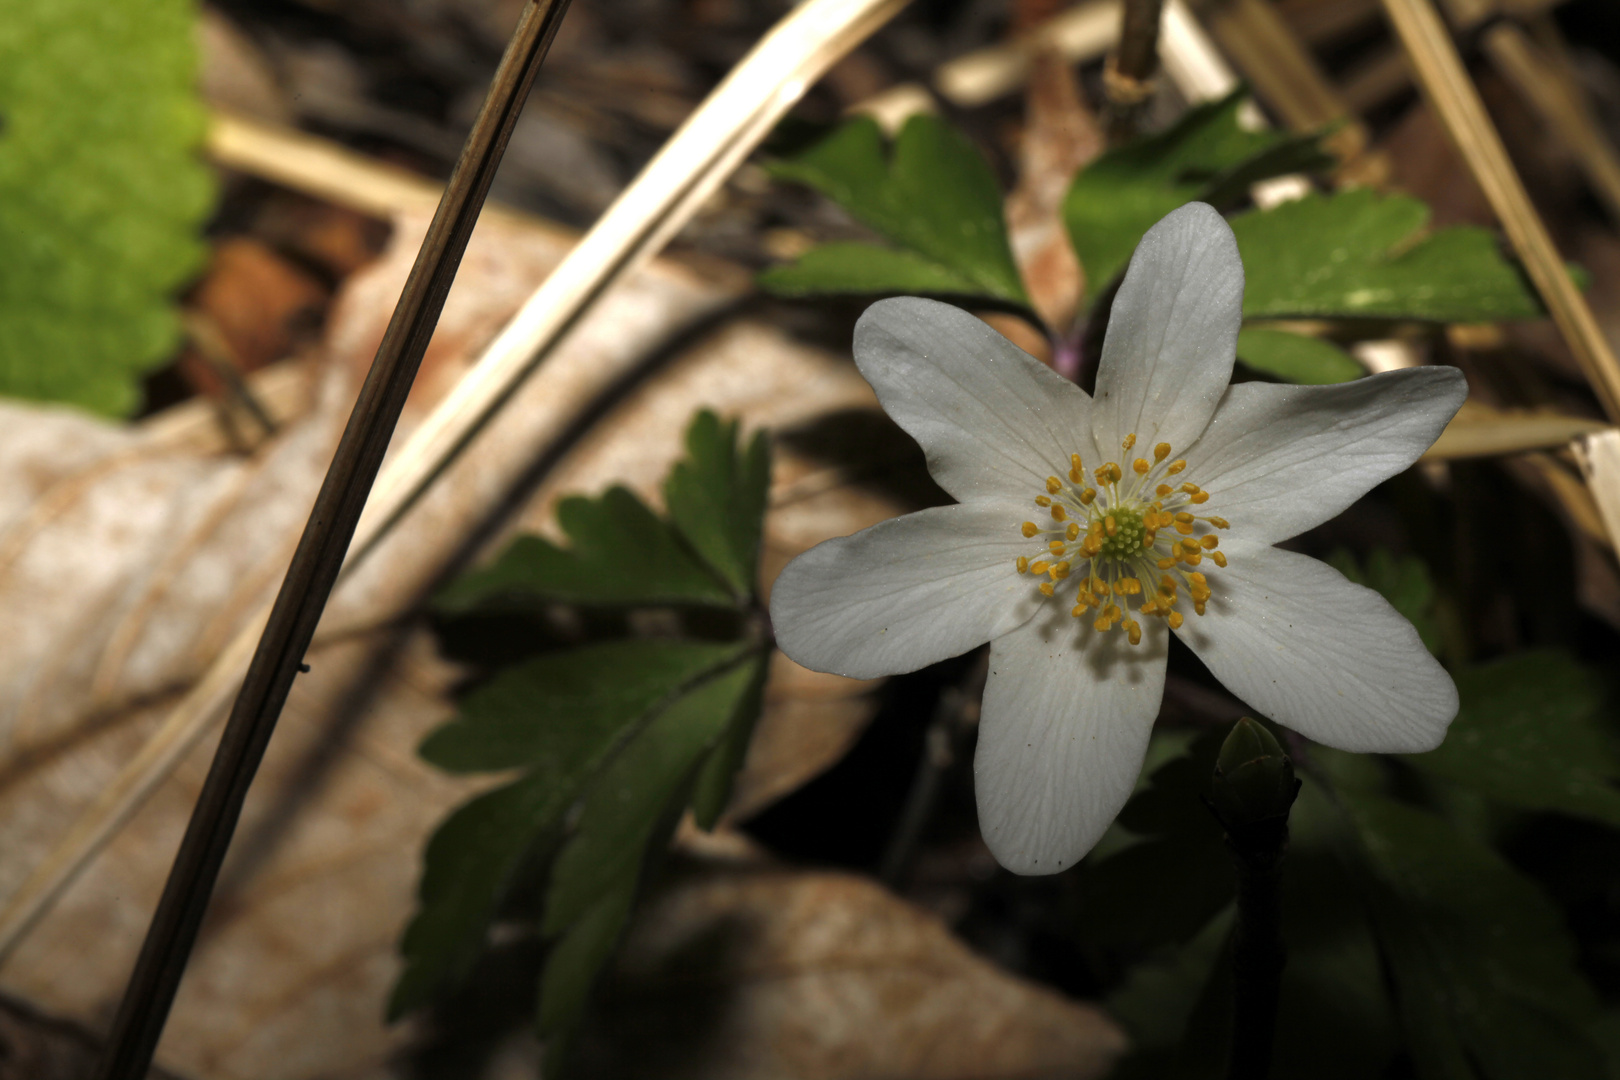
[1207,516,1230,529]
[1039,582,1055,597]
[1133,458,1151,475]
[1167,460,1187,475]
[1080,488,1097,505]
[1154,442,1171,462]
[1126,620,1142,646]
[1051,504,1068,521]
[1105,515,1118,536]
[1156,483,1173,496]
[1066,522,1080,541]
[1016,556,1029,573]
[1168,611,1184,630]
[1122,433,1138,451]
[1201,535,1219,549]
[1030,561,1049,575]
[1213,551,1228,567]
[1022,522,1039,538]
[1046,476,1063,495]
[1053,562,1071,579]
[1049,540,1066,555]
[1191,491,1210,504]
[1035,495,1052,507]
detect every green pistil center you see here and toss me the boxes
[1098,504,1146,560]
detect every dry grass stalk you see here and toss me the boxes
[0,0,908,961]
[1378,0,1620,423]
[1423,403,1613,461]
[1574,430,1620,555]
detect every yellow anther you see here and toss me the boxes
[1115,577,1142,595]
[1031,561,1050,575]
[1200,535,1219,549]
[1066,522,1080,541]
[1191,491,1210,504]
[1103,603,1122,621]
[1105,515,1118,536]
[1049,540,1066,555]
[1072,605,1087,617]
[1016,556,1029,573]
[1022,522,1039,538]
[1181,482,1200,494]
[1156,483,1174,496]
[1212,551,1228,568]
[1186,552,1203,565]
[1186,572,1207,585]
[1133,458,1151,475]
[1095,462,1122,485]
[1140,599,1160,615]
[1168,610,1185,630]
[1194,600,1207,616]
[1046,476,1063,495]
[1175,512,1195,523]
[1142,533,1155,548]
[1094,615,1111,632]
[1180,538,1201,552]
[1039,582,1055,597]
[1176,521,1195,535]
[1122,433,1138,451]
[1080,488,1097,505]
[1157,557,1176,569]
[1167,460,1187,474]
[1035,495,1052,507]
[1053,561,1072,579]
[1155,442,1171,462]
[1051,504,1068,522]
[1207,516,1230,530]
[1069,467,1083,483]
[1126,620,1142,646]
[1071,453,1084,474]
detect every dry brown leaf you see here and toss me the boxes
[570,845,1128,1080]
[0,204,913,1077]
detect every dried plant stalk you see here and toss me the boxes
[0,0,907,962]
[1379,0,1620,423]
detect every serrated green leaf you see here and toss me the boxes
[764,114,1028,304]
[0,0,215,415]
[689,651,771,829]
[1235,327,1362,384]
[664,411,772,599]
[537,868,636,1040]
[388,774,559,1019]
[1403,651,1620,829]
[1326,548,1441,653]
[758,242,986,298]
[436,486,735,611]
[1063,90,1330,306]
[542,657,761,935]
[1232,189,1544,322]
[1328,771,1609,1080]
[420,640,749,774]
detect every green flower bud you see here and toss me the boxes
[1209,717,1299,828]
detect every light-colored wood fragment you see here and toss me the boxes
[935,1,1122,107]
[1379,0,1620,423]
[1574,429,1620,554]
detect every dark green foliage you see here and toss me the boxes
[393,412,775,1066]
[759,114,1029,305]
[0,0,215,415]
[1063,90,1331,306]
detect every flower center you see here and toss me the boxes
[1013,433,1229,646]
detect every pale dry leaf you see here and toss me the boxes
[570,849,1128,1080]
[0,203,916,1077]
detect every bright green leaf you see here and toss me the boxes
[1063,90,1330,306]
[435,486,735,611]
[664,410,772,599]
[1403,651,1620,829]
[1232,189,1544,322]
[0,0,215,415]
[420,640,749,774]
[1235,327,1362,384]
[764,114,1028,304]
[757,241,986,298]
[542,658,761,935]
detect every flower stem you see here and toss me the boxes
[1207,717,1300,1080]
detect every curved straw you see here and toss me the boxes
[0,0,908,963]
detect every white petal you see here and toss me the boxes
[975,609,1168,875]
[769,501,1042,680]
[1091,203,1243,460]
[854,297,1093,504]
[1175,539,1457,752]
[1183,367,1467,545]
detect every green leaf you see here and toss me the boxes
[664,410,772,599]
[420,640,749,774]
[1403,651,1620,829]
[0,0,215,415]
[1062,90,1330,306]
[537,869,636,1039]
[757,242,986,298]
[542,657,762,935]
[391,640,748,1017]
[1234,327,1362,384]
[763,114,1028,304]
[1327,769,1609,1080]
[388,774,558,1019]
[1232,189,1544,322]
[436,486,735,611]
[1325,548,1441,654]
[689,650,771,829]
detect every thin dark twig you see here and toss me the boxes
[1105,0,1165,144]
[91,2,571,1076]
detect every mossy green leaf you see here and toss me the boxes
[758,242,987,299]
[0,0,215,415]
[1232,189,1544,322]
[763,114,1027,304]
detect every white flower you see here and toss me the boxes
[768,202,1467,875]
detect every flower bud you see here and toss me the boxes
[1209,717,1299,828]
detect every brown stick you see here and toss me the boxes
[1105,0,1165,143]
[90,1,572,1076]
